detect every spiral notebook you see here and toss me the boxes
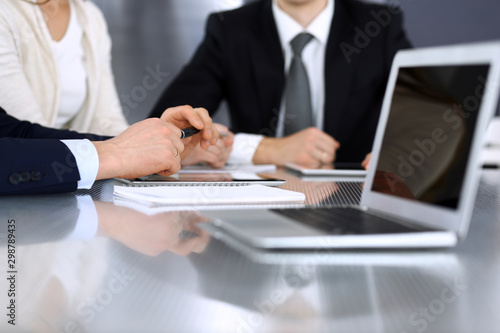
[113,184,305,208]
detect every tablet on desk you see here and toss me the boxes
[285,162,367,177]
[116,172,286,187]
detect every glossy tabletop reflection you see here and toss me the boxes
[0,170,499,333]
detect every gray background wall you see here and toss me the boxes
[397,0,500,48]
[93,0,500,123]
[394,0,500,116]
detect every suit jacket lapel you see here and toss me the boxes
[248,0,284,135]
[324,0,358,137]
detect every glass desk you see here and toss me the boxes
[0,170,499,333]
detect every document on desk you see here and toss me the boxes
[178,163,277,174]
[113,184,305,210]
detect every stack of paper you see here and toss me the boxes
[113,184,305,211]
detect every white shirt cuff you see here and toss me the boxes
[227,133,264,164]
[66,195,99,241]
[61,139,99,189]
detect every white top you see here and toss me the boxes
[227,0,334,164]
[0,0,128,135]
[50,1,88,129]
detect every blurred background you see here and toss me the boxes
[92,0,500,125]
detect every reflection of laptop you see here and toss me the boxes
[202,42,500,249]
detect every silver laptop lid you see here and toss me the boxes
[361,41,500,238]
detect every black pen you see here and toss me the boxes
[180,126,201,139]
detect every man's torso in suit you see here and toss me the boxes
[150,0,412,162]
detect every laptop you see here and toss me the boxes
[201,41,500,249]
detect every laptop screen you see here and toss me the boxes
[371,64,490,209]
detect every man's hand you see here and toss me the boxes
[93,118,183,180]
[252,127,340,167]
[93,105,219,180]
[181,123,234,168]
[159,105,219,157]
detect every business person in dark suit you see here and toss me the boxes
[150,0,411,167]
[0,106,218,195]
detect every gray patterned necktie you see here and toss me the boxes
[284,33,314,136]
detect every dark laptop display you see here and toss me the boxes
[372,65,490,209]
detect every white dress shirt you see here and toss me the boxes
[227,0,334,164]
[61,139,99,189]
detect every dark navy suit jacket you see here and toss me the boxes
[150,0,411,162]
[0,108,107,195]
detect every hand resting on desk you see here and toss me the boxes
[252,127,340,168]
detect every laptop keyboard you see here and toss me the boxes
[272,207,433,235]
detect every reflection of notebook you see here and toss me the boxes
[202,42,500,249]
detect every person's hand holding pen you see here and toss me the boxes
[159,105,220,159]
[181,123,235,168]
[93,105,218,180]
